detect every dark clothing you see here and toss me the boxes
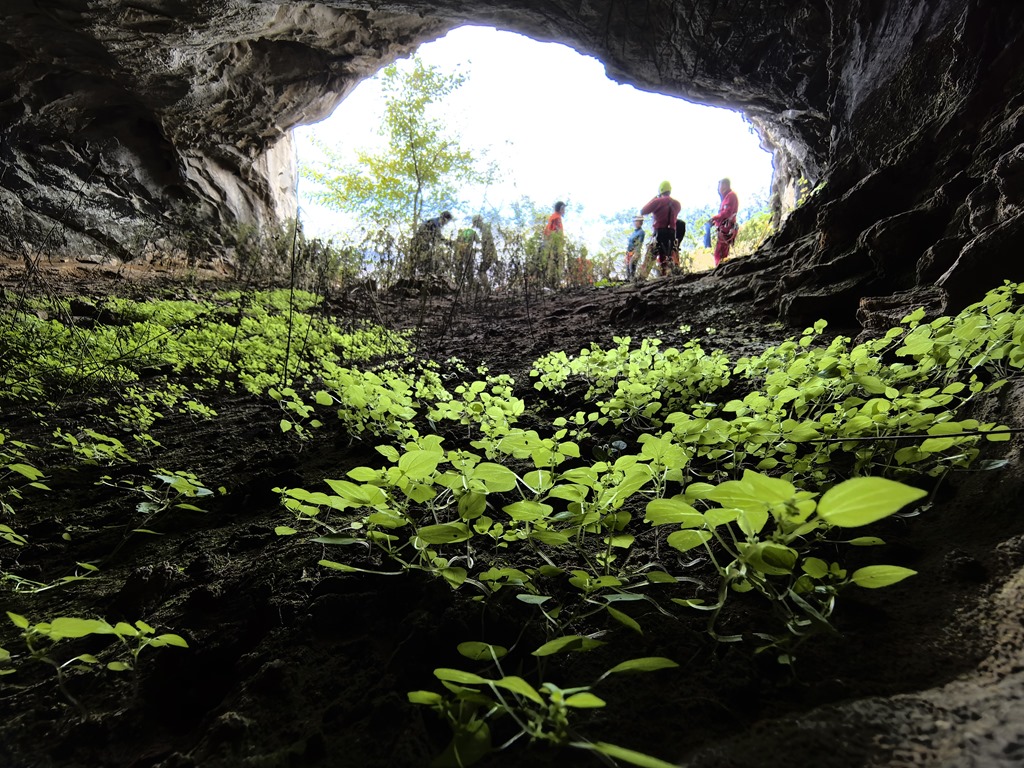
[411,215,449,275]
[654,228,675,259]
[415,216,447,245]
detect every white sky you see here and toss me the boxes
[294,25,774,244]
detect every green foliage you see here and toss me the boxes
[409,646,679,767]
[4,611,188,710]
[303,56,494,233]
[5,273,1023,767]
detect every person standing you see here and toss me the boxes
[455,222,479,283]
[640,181,682,276]
[544,201,566,239]
[625,214,645,280]
[411,210,453,275]
[541,201,567,287]
[472,215,497,290]
[710,178,739,266]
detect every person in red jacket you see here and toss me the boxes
[640,181,682,276]
[710,178,739,266]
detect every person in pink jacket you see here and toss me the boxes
[710,178,739,266]
[640,181,682,276]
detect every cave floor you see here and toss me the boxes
[0,257,1021,768]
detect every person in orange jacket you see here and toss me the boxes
[640,181,682,276]
[544,201,566,238]
[540,201,567,287]
[710,178,739,266]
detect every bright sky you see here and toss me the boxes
[294,25,774,245]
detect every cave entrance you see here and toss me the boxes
[293,25,774,273]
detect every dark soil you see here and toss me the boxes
[1,258,1022,768]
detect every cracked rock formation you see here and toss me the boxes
[2,0,1019,322]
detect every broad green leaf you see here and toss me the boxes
[458,491,487,520]
[683,482,716,500]
[644,498,703,527]
[817,477,927,527]
[920,437,955,453]
[155,633,188,648]
[7,612,29,629]
[324,479,388,507]
[6,463,44,481]
[48,617,115,639]
[347,466,380,482]
[472,462,518,492]
[529,529,571,546]
[707,480,765,513]
[986,426,1011,442]
[433,667,489,685]
[107,661,132,672]
[516,594,551,605]
[850,565,917,588]
[532,635,603,656]
[666,529,712,553]
[433,720,490,768]
[376,445,400,462]
[848,536,886,546]
[416,522,473,545]
[740,542,797,575]
[565,692,606,708]
[314,390,333,406]
[503,500,552,522]
[492,675,543,704]
[457,642,508,661]
[704,507,738,527]
[440,567,467,589]
[606,605,642,634]
[398,449,441,480]
[523,469,555,493]
[274,526,298,536]
[801,557,829,579]
[408,690,443,705]
[740,470,796,502]
[311,535,360,545]
[737,507,770,537]
[645,571,676,584]
[604,657,679,676]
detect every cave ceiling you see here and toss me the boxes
[1,0,1023,323]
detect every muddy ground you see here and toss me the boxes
[1,258,1023,768]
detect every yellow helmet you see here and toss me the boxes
[659,180,672,194]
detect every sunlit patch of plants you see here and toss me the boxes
[274,282,1022,766]
[2,274,1022,766]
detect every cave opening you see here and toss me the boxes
[293,25,775,268]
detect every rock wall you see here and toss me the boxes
[1,0,1022,317]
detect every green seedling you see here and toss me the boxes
[5,612,188,713]
[410,642,679,768]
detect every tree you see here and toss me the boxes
[303,56,493,236]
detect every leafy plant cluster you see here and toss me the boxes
[270,283,1022,766]
[0,289,410,399]
[2,612,187,714]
